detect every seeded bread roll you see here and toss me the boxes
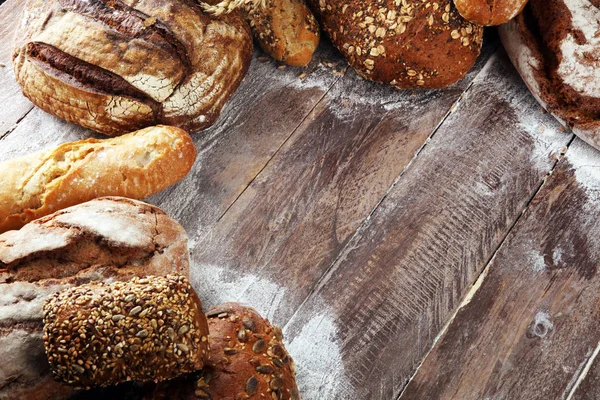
[499,0,600,149]
[453,0,527,25]
[0,125,196,234]
[0,197,190,400]
[307,0,483,88]
[13,0,252,135]
[42,275,209,388]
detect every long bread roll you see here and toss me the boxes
[0,125,196,233]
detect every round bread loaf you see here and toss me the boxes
[42,275,209,388]
[453,0,527,26]
[12,0,253,136]
[0,197,190,400]
[306,0,484,88]
[499,0,600,149]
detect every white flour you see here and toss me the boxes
[565,139,600,199]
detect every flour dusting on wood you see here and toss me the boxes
[565,140,600,200]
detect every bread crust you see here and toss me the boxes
[307,0,483,88]
[453,0,527,26]
[0,125,196,234]
[13,0,253,135]
[0,197,190,400]
[499,0,600,149]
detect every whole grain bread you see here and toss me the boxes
[454,0,527,25]
[307,0,483,88]
[12,0,253,136]
[499,0,600,149]
[0,125,196,234]
[0,197,190,400]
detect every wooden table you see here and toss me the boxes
[3,1,600,399]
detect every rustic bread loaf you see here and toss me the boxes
[13,0,252,136]
[499,0,600,149]
[306,0,483,88]
[0,125,195,234]
[0,197,190,400]
[454,0,527,26]
[43,275,209,388]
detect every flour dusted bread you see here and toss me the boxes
[0,197,190,400]
[13,0,252,135]
[499,0,600,149]
[307,0,483,88]
[43,275,209,388]
[0,125,195,234]
[454,0,527,25]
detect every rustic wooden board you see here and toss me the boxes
[282,52,573,399]
[400,138,600,400]
[572,344,600,400]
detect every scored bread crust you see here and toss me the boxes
[499,0,600,149]
[12,0,253,136]
[307,0,483,88]
[453,0,527,26]
[243,0,320,66]
[0,197,191,400]
[0,125,196,234]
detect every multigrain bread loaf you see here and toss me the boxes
[499,0,600,149]
[0,125,195,234]
[454,0,527,25]
[43,276,209,388]
[307,0,483,88]
[13,0,253,136]
[0,197,190,400]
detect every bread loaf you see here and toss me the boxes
[454,0,527,25]
[43,275,209,388]
[0,125,195,234]
[499,0,600,149]
[13,0,253,135]
[0,197,190,400]
[307,0,484,88]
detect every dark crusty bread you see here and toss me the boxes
[454,0,527,26]
[499,0,600,149]
[0,197,190,400]
[0,125,196,234]
[13,0,252,136]
[307,0,483,88]
[43,275,209,388]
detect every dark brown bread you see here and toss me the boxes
[0,197,190,400]
[13,0,253,136]
[43,276,209,388]
[499,0,600,149]
[307,0,483,88]
[453,0,528,25]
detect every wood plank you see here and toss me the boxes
[187,39,498,325]
[400,138,600,400]
[0,0,34,136]
[572,343,600,400]
[281,52,573,399]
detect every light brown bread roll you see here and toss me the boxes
[454,0,527,26]
[43,275,209,388]
[0,197,191,400]
[13,0,252,135]
[307,0,483,88]
[0,125,196,234]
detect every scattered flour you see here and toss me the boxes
[0,281,70,322]
[531,311,554,338]
[565,139,600,199]
[527,249,547,272]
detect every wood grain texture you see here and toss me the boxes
[0,0,33,136]
[401,138,600,400]
[188,40,498,325]
[572,343,600,400]
[282,52,573,399]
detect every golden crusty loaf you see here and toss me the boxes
[307,0,483,88]
[453,0,527,25]
[43,275,210,388]
[0,125,195,234]
[0,197,190,400]
[12,0,252,136]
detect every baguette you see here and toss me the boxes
[0,197,191,400]
[0,125,196,233]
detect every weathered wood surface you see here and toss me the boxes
[400,139,600,400]
[282,52,573,399]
